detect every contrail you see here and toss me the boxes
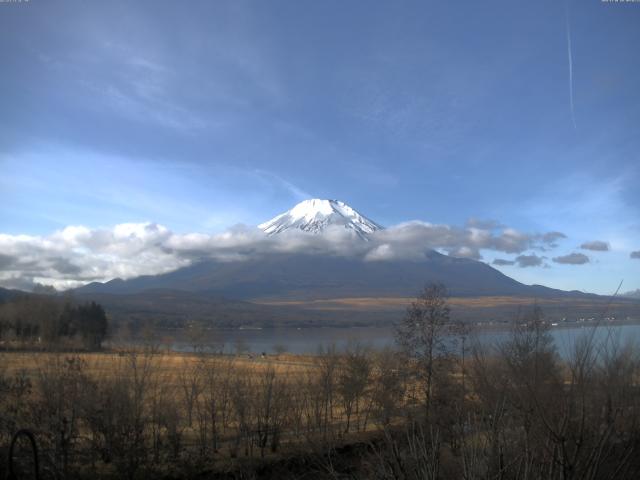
[565,4,577,131]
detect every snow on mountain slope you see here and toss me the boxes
[259,199,383,239]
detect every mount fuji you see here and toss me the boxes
[259,199,382,239]
[73,199,640,327]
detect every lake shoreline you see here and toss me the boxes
[101,319,640,357]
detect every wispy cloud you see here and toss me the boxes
[493,258,515,266]
[553,252,590,265]
[524,173,636,243]
[565,2,577,131]
[0,148,266,234]
[580,240,609,251]
[514,254,545,268]
[253,170,312,201]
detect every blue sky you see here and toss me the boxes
[0,0,639,294]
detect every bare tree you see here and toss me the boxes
[253,366,290,456]
[229,369,253,457]
[396,283,452,422]
[337,342,371,433]
[371,348,407,428]
[185,323,208,354]
[315,344,339,440]
[33,355,87,478]
[80,352,156,479]
[201,357,221,453]
[178,358,202,427]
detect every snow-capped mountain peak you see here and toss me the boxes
[259,199,382,239]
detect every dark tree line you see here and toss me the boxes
[0,295,108,350]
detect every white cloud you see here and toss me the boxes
[580,240,609,252]
[0,224,188,290]
[0,219,567,291]
[369,221,559,261]
[553,252,590,265]
[515,254,545,268]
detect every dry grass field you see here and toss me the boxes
[254,295,640,325]
[255,295,637,310]
[0,350,322,392]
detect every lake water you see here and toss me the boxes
[129,322,640,358]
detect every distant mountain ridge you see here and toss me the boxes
[0,287,22,303]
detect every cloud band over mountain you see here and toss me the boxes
[0,219,570,290]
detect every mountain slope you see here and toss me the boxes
[0,287,22,303]
[74,250,587,300]
[259,199,382,239]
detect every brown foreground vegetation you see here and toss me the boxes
[2,331,640,479]
[0,347,406,479]
[2,286,640,479]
